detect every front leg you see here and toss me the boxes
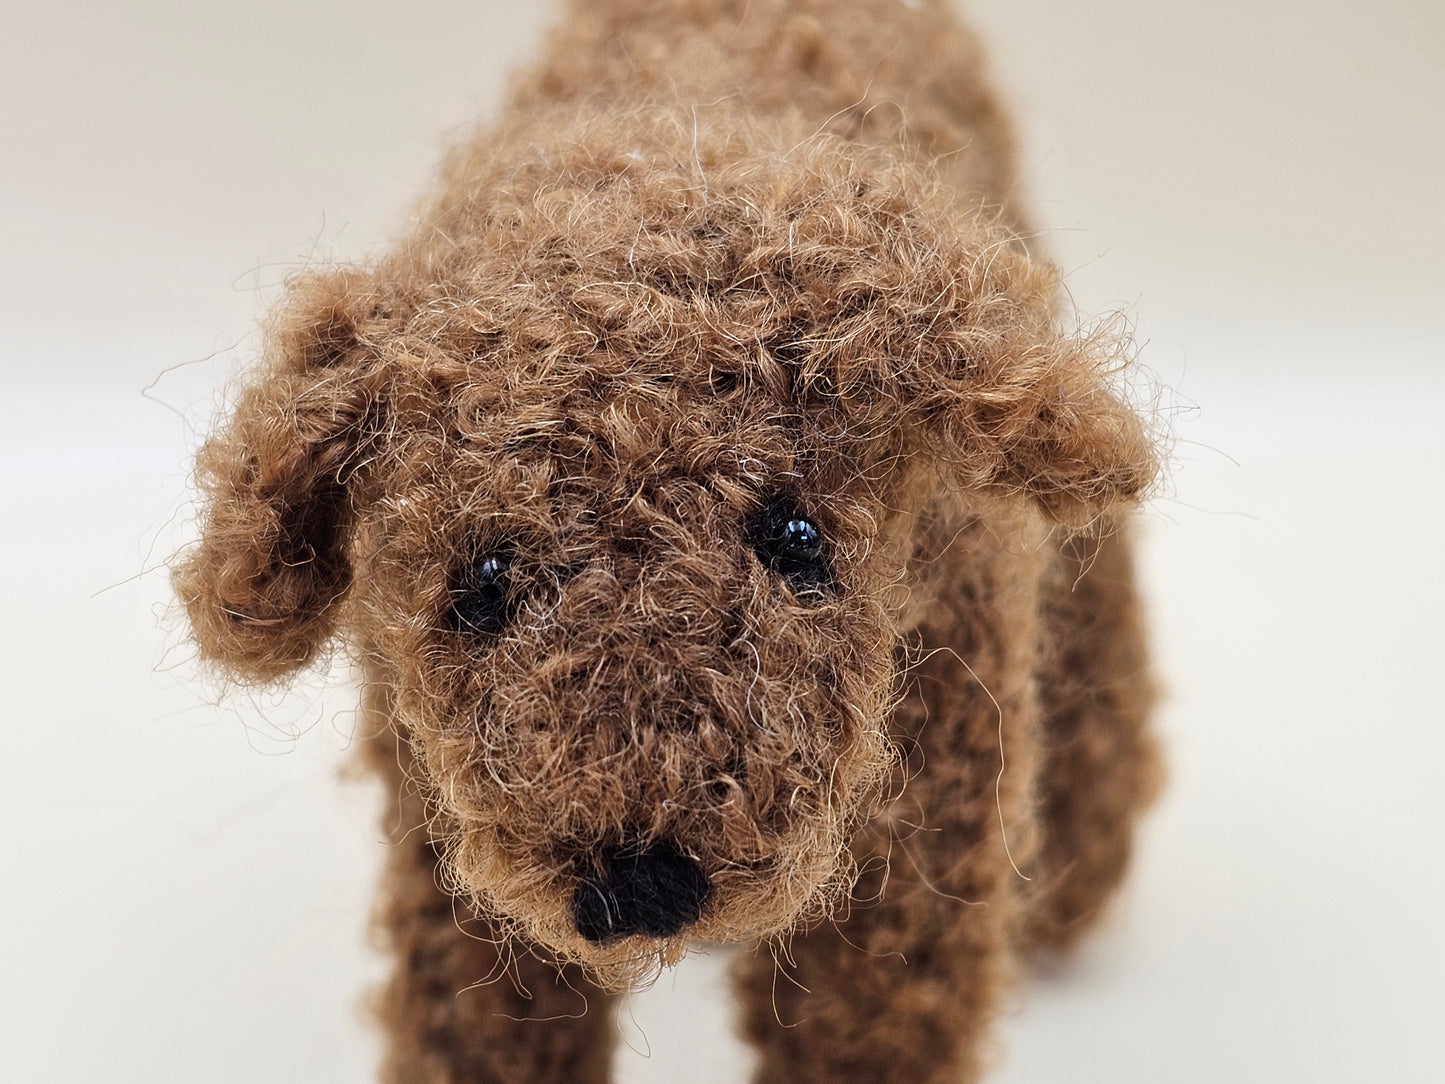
[732,848,1015,1084]
[733,580,1042,1084]
[1019,529,1161,955]
[365,721,618,1083]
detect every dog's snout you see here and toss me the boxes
[572,840,712,944]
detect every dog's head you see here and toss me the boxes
[174,108,1154,984]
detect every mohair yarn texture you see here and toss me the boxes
[173,1,1162,1081]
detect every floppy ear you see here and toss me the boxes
[930,319,1159,526]
[760,181,1156,524]
[813,241,1157,526]
[173,270,388,684]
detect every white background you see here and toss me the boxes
[2,1,1441,1080]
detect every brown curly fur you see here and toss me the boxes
[172,1,1161,1080]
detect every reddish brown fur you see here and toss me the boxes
[173,1,1161,1079]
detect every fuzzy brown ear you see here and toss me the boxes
[813,242,1158,526]
[759,186,1157,525]
[930,327,1159,526]
[173,270,387,684]
[946,250,1158,525]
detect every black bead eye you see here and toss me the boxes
[746,496,837,597]
[450,552,518,636]
[781,518,821,558]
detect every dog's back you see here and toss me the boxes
[513,0,1024,224]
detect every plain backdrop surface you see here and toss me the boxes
[2,1,1442,1080]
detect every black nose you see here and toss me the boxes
[572,840,712,944]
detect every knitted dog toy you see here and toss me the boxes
[175,1,1161,1080]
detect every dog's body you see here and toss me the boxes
[175,1,1160,1080]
